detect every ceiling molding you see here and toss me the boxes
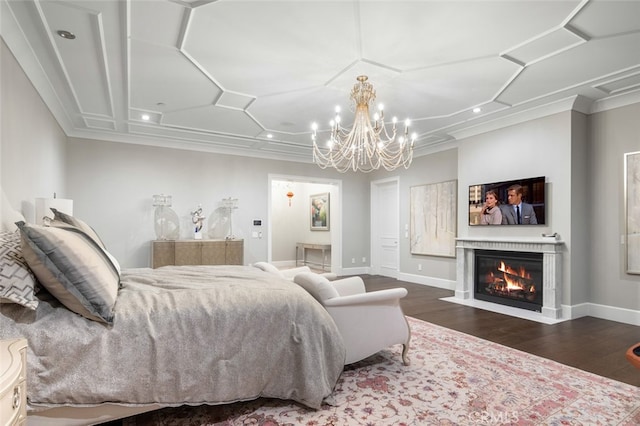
[3,0,639,163]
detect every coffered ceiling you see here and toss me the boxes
[2,0,640,163]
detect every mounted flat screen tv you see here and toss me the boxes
[469,176,546,226]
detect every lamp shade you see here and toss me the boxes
[35,197,73,225]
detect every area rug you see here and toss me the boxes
[124,317,640,425]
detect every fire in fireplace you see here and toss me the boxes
[474,250,543,311]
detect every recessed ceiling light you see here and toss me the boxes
[57,30,76,40]
[267,134,273,139]
[141,114,150,121]
[473,107,482,114]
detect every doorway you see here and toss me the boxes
[370,177,399,278]
[268,174,342,273]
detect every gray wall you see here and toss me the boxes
[0,40,67,217]
[589,102,640,312]
[64,138,370,269]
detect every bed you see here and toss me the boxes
[0,196,346,425]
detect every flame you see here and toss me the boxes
[497,261,535,293]
[497,261,531,279]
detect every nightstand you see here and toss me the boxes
[0,338,27,425]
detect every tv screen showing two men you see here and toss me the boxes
[469,176,546,226]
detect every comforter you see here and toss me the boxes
[0,265,346,410]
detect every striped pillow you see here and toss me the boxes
[50,208,106,249]
[0,231,38,310]
[17,221,119,324]
[44,219,121,274]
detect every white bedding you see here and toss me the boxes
[0,265,346,411]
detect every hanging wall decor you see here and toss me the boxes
[410,180,457,257]
[310,192,330,231]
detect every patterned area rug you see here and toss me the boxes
[124,317,640,425]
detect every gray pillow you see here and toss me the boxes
[16,221,119,324]
[0,231,38,310]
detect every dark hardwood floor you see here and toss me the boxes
[362,274,640,387]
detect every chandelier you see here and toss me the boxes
[311,75,416,173]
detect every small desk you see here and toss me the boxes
[296,243,331,272]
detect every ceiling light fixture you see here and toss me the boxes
[311,75,415,173]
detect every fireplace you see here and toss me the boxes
[474,250,543,312]
[452,237,565,322]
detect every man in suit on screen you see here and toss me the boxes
[501,184,538,225]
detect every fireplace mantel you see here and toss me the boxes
[452,237,565,321]
[456,236,564,252]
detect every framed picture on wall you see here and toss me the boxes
[625,151,640,274]
[310,192,330,231]
[410,180,457,257]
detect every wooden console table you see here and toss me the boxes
[296,243,331,272]
[151,239,243,268]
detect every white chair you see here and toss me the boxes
[293,272,410,366]
[253,261,337,281]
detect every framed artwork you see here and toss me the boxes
[310,192,330,231]
[410,180,457,257]
[625,151,640,274]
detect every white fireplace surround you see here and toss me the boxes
[447,237,565,324]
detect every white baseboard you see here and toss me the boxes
[562,302,590,320]
[340,267,371,276]
[576,303,640,326]
[396,272,457,290]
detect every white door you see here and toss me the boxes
[371,178,399,278]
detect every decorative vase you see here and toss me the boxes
[153,194,179,240]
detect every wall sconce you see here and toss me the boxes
[35,195,73,225]
[286,191,294,206]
